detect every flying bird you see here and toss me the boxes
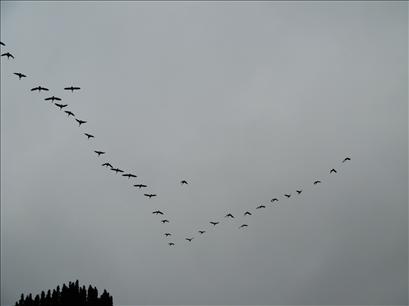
[239,224,248,229]
[102,163,112,168]
[134,184,147,188]
[330,168,337,173]
[210,222,219,226]
[343,157,351,163]
[64,111,75,117]
[225,213,234,218]
[198,230,206,234]
[84,133,94,139]
[94,150,105,156]
[55,103,68,110]
[1,52,14,59]
[180,180,188,185]
[271,198,279,203]
[161,219,169,223]
[185,238,194,242]
[75,119,87,126]
[122,173,137,179]
[296,190,302,194]
[152,210,164,215]
[256,205,266,209]
[31,86,49,92]
[313,180,322,185]
[168,242,175,246]
[14,72,26,79]
[0,41,5,46]
[111,168,124,174]
[244,211,252,216]
[45,96,61,102]
[144,194,157,198]
[284,194,291,198]
[164,233,172,237]
[64,86,81,92]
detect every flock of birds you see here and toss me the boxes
[2,41,352,247]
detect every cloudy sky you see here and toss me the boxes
[1,1,407,305]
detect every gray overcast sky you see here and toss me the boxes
[1,1,407,305]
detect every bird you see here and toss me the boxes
[75,119,87,126]
[102,163,112,168]
[94,150,105,156]
[111,168,124,174]
[161,219,169,223]
[330,168,337,173]
[64,111,75,117]
[152,210,164,215]
[343,157,351,163]
[144,194,157,198]
[185,238,194,242]
[313,180,322,185]
[210,222,219,226]
[55,103,68,110]
[198,230,206,234]
[0,41,5,46]
[270,198,279,203]
[284,194,291,198]
[1,52,14,59]
[239,224,248,229]
[122,173,137,179]
[84,133,94,139]
[44,96,61,102]
[244,211,252,216]
[256,205,266,209]
[31,86,48,92]
[168,242,175,246]
[296,190,302,194]
[14,72,26,79]
[134,184,147,188]
[180,180,188,185]
[225,213,234,218]
[164,233,172,237]
[64,86,80,92]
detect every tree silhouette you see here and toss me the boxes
[14,280,113,306]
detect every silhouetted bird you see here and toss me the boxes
[284,194,291,198]
[55,103,68,110]
[330,169,337,173]
[239,224,248,229]
[94,151,105,156]
[225,213,234,218]
[313,180,321,185]
[14,72,26,79]
[152,210,164,215]
[134,184,147,188]
[256,205,266,209]
[0,42,4,46]
[244,211,252,216]
[180,180,188,185]
[64,86,81,92]
[1,52,14,59]
[64,111,75,117]
[111,168,124,174]
[198,230,206,234]
[343,157,351,163]
[271,198,279,203]
[31,86,48,92]
[122,173,137,179]
[161,219,169,223]
[164,233,172,237]
[84,133,94,139]
[102,162,112,168]
[144,194,157,198]
[210,222,219,226]
[168,242,175,246]
[296,190,302,194]
[186,238,194,242]
[45,96,62,102]
[76,119,87,126]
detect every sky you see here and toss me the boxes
[1,1,408,305]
